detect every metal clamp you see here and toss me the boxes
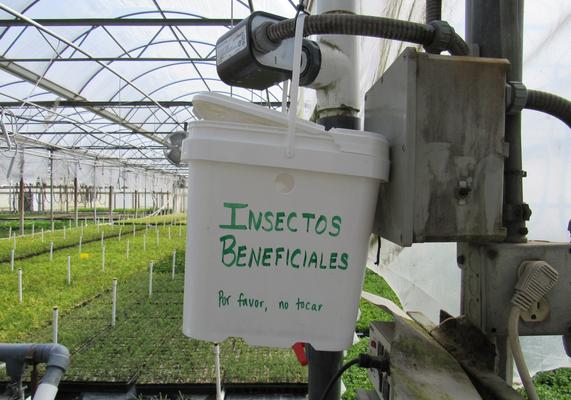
[506,81,528,115]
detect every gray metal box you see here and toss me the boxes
[459,241,571,336]
[365,48,509,246]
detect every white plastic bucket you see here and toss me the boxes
[182,93,389,351]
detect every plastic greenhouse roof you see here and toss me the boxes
[0,0,298,175]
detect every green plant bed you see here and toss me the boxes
[1,252,306,386]
[0,225,186,342]
[0,222,146,263]
[355,269,402,334]
[519,368,571,400]
[344,268,401,399]
[128,213,186,226]
[0,220,73,238]
[77,207,156,214]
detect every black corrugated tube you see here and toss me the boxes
[264,13,469,56]
[426,0,442,23]
[525,90,571,128]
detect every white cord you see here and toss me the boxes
[285,12,306,158]
[508,261,558,400]
[282,80,289,114]
[508,307,538,400]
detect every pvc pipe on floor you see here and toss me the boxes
[49,242,53,261]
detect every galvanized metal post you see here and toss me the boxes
[465,0,525,383]
[93,160,97,223]
[466,0,527,243]
[74,176,78,227]
[108,185,113,224]
[122,169,126,220]
[18,177,24,236]
[49,150,54,230]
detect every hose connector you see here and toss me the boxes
[506,81,528,115]
[425,20,454,54]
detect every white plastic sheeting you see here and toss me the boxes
[0,143,180,213]
[302,0,571,378]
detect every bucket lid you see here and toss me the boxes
[192,92,325,135]
[185,93,390,181]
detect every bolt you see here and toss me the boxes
[458,187,470,198]
[457,255,465,265]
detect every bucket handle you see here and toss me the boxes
[285,12,306,159]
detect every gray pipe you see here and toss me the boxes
[0,343,70,400]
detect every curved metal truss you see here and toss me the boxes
[0,0,298,176]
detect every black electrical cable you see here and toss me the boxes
[319,354,390,400]
[263,13,469,56]
[525,89,571,128]
[319,358,359,400]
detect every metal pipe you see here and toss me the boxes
[466,0,528,243]
[49,151,54,229]
[465,0,525,384]
[108,185,113,224]
[0,4,179,127]
[0,18,241,27]
[18,177,24,235]
[73,176,78,227]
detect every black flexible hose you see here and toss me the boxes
[266,14,432,46]
[264,14,468,56]
[525,90,571,128]
[426,0,442,23]
[319,357,359,400]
